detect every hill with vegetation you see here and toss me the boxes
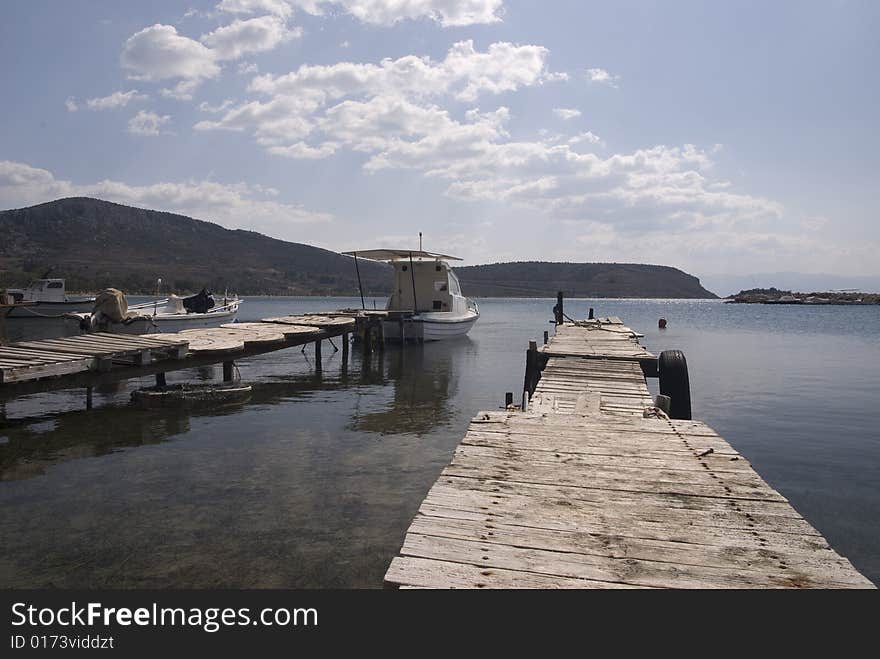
[454,262,716,298]
[1,198,716,298]
[0,197,390,295]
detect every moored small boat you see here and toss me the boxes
[342,248,479,341]
[131,382,252,408]
[5,279,94,317]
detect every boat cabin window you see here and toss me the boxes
[47,281,63,289]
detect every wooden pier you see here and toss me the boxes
[0,312,383,399]
[385,315,874,589]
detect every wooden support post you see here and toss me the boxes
[523,339,540,398]
[314,339,322,371]
[85,386,93,410]
[588,307,594,320]
[378,319,385,352]
[363,324,373,356]
[505,392,513,407]
[521,390,529,412]
[342,332,349,361]
[543,330,549,345]
[223,361,234,382]
[399,318,405,344]
[555,291,564,325]
[156,372,167,387]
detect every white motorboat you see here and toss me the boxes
[80,288,241,334]
[343,248,479,341]
[5,278,95,317]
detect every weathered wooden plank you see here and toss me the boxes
[403,515,868,582]
[0,357,94,384]
[398,532,867,589]
[385,556,648,589]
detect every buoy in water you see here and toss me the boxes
[658,317,667,329]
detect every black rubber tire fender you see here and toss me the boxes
[659,349,692,420]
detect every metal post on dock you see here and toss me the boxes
[314,339,322,371]
[342,332,349,362]
[223,361,234,382]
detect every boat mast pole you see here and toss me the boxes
[353,252,366,310]
[409,251,418,313]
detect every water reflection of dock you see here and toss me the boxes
[385,310,875,589]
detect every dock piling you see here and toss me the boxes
[222,361,234,382]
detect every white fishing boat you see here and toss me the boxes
[79,288,241,335]
[343,248,479,341]
[5,279,95,317]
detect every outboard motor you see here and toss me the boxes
[182,288,215,314]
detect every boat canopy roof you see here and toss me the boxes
[342,249,462,262]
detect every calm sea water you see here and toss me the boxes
[1,297,878,587]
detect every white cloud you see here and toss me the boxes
[65,97,78,112]
[268,141,339,158]
[568,131,602,146]
[199,99,236,113]
[553,107,581,120]
[127,110,171,136]
[160,80,202,100]
[0,160,333,234]
[216,0,296,18]
[587,67,619,87]
[247,39,559,104]
[218,0,504,26]
[336,0,504,26]
[121,24,220,82]
[237,61,259,74]
[201,15,300,61]
[86,90,148,110]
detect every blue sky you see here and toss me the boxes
[1,0,878,288]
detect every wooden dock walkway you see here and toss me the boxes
[0,313,373,397]
[385,316,874,589]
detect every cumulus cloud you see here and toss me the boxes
[65,97,78,112]
[121,24,220,82]
[217,0,504,26]
[247,40,559,104]
[199,99,236,113]
[217,0,297,18]
[86,90,148,110]
[587,67,619,87]
[201,15,301,61]
[127,110,171,135]
[0,160,332,234]
[197,40,561,149]
[568,131,602,146]
[553,107,581,120]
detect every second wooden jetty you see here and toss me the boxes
[0,311,388,398]
[385,313,874,589]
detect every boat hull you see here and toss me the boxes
[6,299,95,318]
[382,312,478,342]
[106,309,240,334]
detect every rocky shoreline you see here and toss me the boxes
[726,287,880,305]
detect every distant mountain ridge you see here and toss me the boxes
[1,198,716,298]
[0,197,391,295]
[455,261,716,298]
